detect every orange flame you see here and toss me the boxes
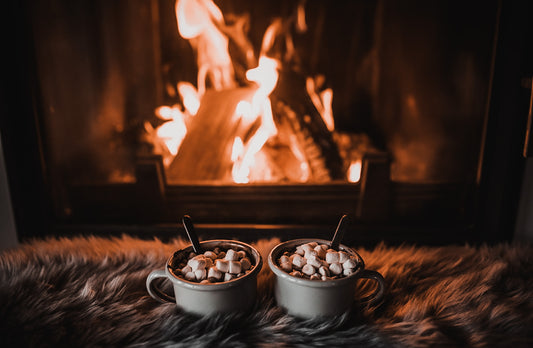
[348,159,362,183]
[231,56,279,183]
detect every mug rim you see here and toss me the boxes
[268,238,365,288]
[165,239,263,291]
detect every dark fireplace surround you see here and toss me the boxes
[1,0,532,246]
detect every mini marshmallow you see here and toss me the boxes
[343,259,357,270]
[308,242,318,248]
[181,265,192,276]
[302,264,316,276]
[320,244,328,250]
[217,251,226,259]
[314,245,326,259]
[188,257,206,271]
[279,255,290,264]
[237,250,247,259]
[205,258,213,268]
[224,273,235,281]
[200,279,210,284]
[295,245,305,256]
[225,249,239,261]
[329,262,343,275]
[326,251,340,264]
[194,268,206,281]
[301,243,314,254]
[338,251,350,263]
[291,254,307,268]
[207,267,223,281]
[240,257,252,271]
[204,251,217,260]
[304,249,318,259]
[185,271,196,281]
[228,260,242,274]
[318,265,330,277]
[280,262,293,272]
[343,268,356,276]
[306,255,322,268]
[216,259,230,273]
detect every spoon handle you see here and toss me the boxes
[182,215,202,254]
[330,214,349,250]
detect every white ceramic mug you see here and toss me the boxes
[268,238,385,318]
[146,240,263,316]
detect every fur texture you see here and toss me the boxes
[0,236,532,347]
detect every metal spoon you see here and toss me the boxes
[330,214,349,250]
[182,215,202,254]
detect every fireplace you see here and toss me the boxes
[1,0,532,245]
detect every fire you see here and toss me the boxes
[175,0,235,95]
[231,56,279,183]
[177,82,200,116]
[148,0,364,184]
[348,160,362,183]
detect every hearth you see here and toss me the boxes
[1,0,532,244]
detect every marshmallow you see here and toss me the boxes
[208,267,223,281]
[301,243,314,254]
[329,262,343,275]
[205,258,213,268]
[338,251,350,263]
[181,265,192,276]
[279,255,290,264]
[188,257,206,271]
[185,271,196,281]
[194,268,206,281]
[240,257,252,271]
[343,259,357,270]
[204,251,217,260]
[225,249,239,261]
[318,265,330,277]
[291,254,307,268]
[306,255,322,268]
[215,259,230,273]
[224,273,235,282]
[326,251,340,264]
[237,250,247,259]
[314,245,326,259]
[343,268,356,276]
[302,264,316,276]
[228,260,242,274]
[280,262,293,272]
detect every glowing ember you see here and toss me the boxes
[348,160,362,183]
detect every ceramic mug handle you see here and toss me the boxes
[356,269,386,306]
[146,270,176,303]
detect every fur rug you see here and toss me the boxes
[0,236,532,347]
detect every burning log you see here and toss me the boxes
[272,69,345,181]
[167,87,258,181]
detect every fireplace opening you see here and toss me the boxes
[2,0,531,244]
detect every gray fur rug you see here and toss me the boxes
[0,236,532,347]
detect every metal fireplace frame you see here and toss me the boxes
[1,1,532,245]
